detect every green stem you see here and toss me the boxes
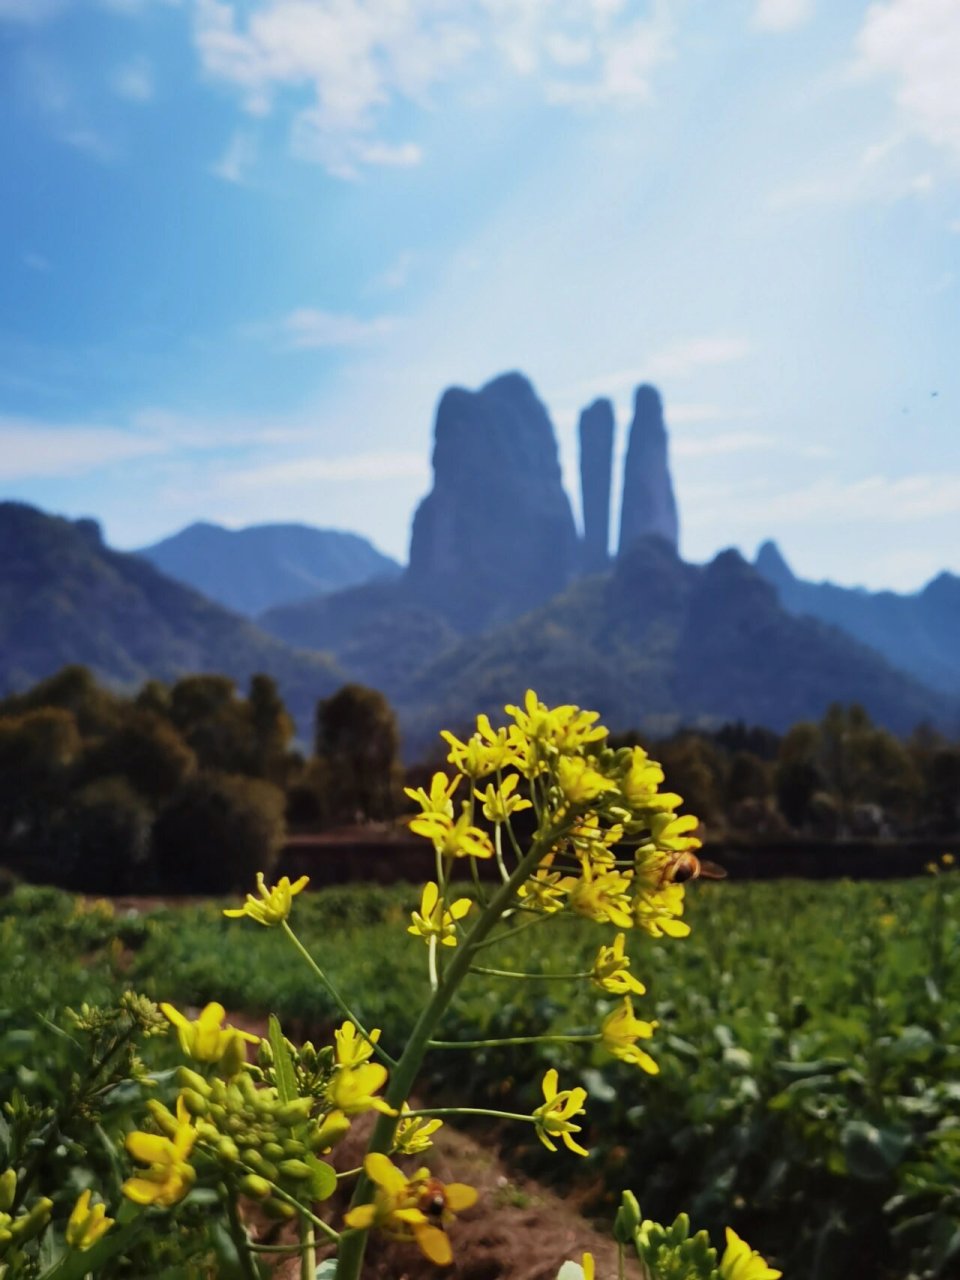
[428,1034,599,1049]
[402,1106,534,1123]
[282,921,398,1068]
[333,815,572,1280]
[470,965,590,981]
[227,1191,260,1280]
[301,1215,316,1280]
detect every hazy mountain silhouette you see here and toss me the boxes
[138,520,399,617]
[755,540,960,696]
[0,503,343,734]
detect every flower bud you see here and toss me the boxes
[278,1159,312,1181]
[614,1191,642,1244]
[216,1137,240,1164]
[239,1174,272,1201]
[264,1198,296,1220]
[180,1089,209,1117]
[0,1170,16,1213]
[282,1138,306,1157]
[262,1142,285,1161]
[176,1067,212,1097]
[310,1111,350,1152]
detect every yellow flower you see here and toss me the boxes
[410,805,495,860]
[477,773,532,823]
[392,1104,443,1156]
[123,1095,197,1207]
[223,873,309,927]
[334,1020,381,1068]
[408,882,472,946]
[556,756,619,806]
[942,853,955,867]
[632,880,691,939]
[649,812,702,854]
[619,747,681,812]
[562,860,634,928]
[344,1153,477,1266]
[518,862,568,914]
[532,1069,589,1157]
[404,771,460,817]
[719,1228,782,1280]
[159,1001,258,1065]
[569,813,622,866]
[326,1063,396,1116]
[441,715,515,778]
[600,998,659,1074]
[592,933,646,996]
[65,1189,113,1250]
[506,690,607,752]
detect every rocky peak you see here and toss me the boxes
[755,539,796,588]
[578,397,615,573]
[407,371,578,632]
[617,384,679,556]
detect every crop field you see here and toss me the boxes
[1,870,957,1280]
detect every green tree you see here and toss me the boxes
[315,684,401,822]
[247,673,295,783]
[152,773,286,893]
[49,777,154,893]
[0,707,80,844]
[81,709,196,803]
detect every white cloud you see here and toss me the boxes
[281,307,396,348]
[674,431,776,458]
[646,335,752,379]
[60,126,116,162]
[753,0,814,32]
[693,472,960,527]
[0,420,164,480]
[222,450,428,491]
[111,57,154,101]
[191,0,673,176]
[211,130,257,183]
[856,0,960,161]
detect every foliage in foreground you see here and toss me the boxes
[0,701,957,1276]
[0,690,786,1280]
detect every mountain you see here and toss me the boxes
[755,540,960,696]
[618,384,679,555]
[0,503,343,734]
[261,535,955,758]
[138,520,399,617]
[407,371,579,631]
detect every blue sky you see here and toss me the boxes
[1,0,958,590]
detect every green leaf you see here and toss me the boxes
[269,1014,297,1105]
[305,1155,337,1201]
[316,1262,338,1280]
[842,1122,910,1181]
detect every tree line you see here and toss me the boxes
[0,666,957,895]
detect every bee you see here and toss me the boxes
[658,852,727,886]
[415,1178,449,1221]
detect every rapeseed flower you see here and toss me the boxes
[619,747,681,812]
[592,933,646,996]
[326,1063,396,1116]
[123,1095,197,1207]
[65,1189,113,1250]
[441,715,514,778]
[533,1069,589,1157]
[562,860,634,928]
[556,756,619,806]
[159,1001,258,1066]
[505,690,606,763]
[223,873,309,927]
[392,1104,443,1156]
[404,772,460,818]
[344,1154,476,1265]
[600,998,659,1074]
[334,1021,380,1068]
[408,881,472,946]
[477,773,532,823]
[719,1228,782,1279]
[411,804,494,860]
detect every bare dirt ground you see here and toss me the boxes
[255,1112,620,1280]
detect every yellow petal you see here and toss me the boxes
[122,1176,164,1205]
[126,1132,171,1164]
[444,1183,478,1212]
[541,1068,558,1103]
[344,1204,376,1230]
[364,1152,405,1194]
[415,1222,453,1266]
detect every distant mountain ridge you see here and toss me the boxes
[0,503,343,734]
[755,541,960,696]
[262,546,957,760]
[138,521,399,617]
